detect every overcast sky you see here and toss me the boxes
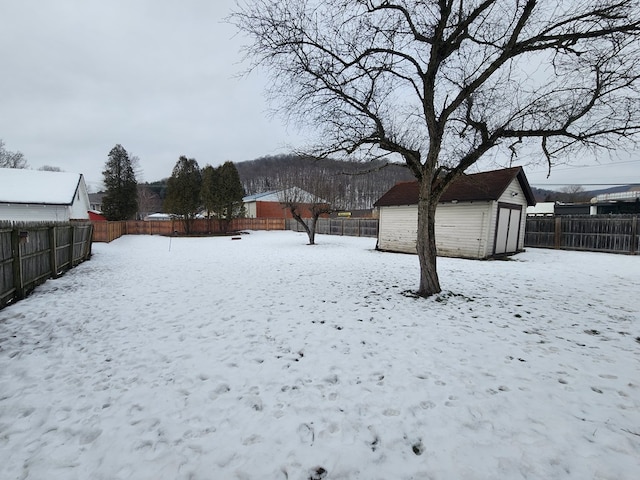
[1,0,638,192]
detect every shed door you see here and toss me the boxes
[494,204,523,255]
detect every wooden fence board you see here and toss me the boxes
[92,218,287,242]
[525,215,639,255]
[286,218,379,238]
[0,222,93,310]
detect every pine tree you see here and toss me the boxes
[217,161,245,224]
[164,156,202,234]
[200,161,245,230]
[102,144,138,220]
[201,165,220,218]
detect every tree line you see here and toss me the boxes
[102,145,245,234]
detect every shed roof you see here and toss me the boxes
[0,168,84,205]
[374,167,536,207]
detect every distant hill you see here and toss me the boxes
[532,185,636,203]
[235,154,415,210]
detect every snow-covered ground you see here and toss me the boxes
[1,231,639,480]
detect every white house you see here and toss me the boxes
[243,187,326,219]
[374,167,536,259]
[0,168,91,222]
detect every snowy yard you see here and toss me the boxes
[1,231,639,480]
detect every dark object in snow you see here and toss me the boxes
[231,237,242,240]
[309,467,327,480]
[412,441,424,455]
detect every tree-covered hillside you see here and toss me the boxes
[235,155,415,210]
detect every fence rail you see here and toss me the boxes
[0,222,93,310]
[286,218,379,237]
[92,218,286,242]
[525,215,639,255]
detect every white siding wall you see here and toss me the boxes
[0,204,71,222]
[378,202,494,258]
[244,202,257,218]
[68,178,91,220]
[377,206,418,254]
[435,202,493,258]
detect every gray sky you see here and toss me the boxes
[1,0,638,193]
[0,0,306,191]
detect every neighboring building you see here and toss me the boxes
[590,190,640,215]
[144,213,173,221]
[0,168,91,222]
[527,190,640,216]
[527,202,555,216]
[88,192,105,212]
[88,210,107,221]
[374,167,536,259]
[243,187,326,219]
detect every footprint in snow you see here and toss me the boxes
[297,423,315,445]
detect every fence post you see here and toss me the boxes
[49,226,58,278]
[631,216,638,255]
[69,225,76,267]
[11,229,24,299]
[554,217,561,249]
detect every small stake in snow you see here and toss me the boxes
[169,230,178,251]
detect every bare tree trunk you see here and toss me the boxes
[308,214,320,245]
[415,180,441,297]
[289,207,315,244]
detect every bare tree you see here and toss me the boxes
[279,185,333,245]
[233,0,640,296]
[560,185,589,202]
[38,165,63,172]
[0,139,28,169]
[270,157,341,244]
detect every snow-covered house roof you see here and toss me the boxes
[0,168,91,222]
[0,168,86,205]
[243,187,325,204]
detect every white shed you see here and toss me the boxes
[0,168,91,222]
[374,167,536,259]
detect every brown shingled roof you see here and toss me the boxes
[374,167,536,207]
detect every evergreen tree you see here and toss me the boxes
[200,161,245,230]
[217,161,245,224]
[200,165,220,218]
[164,156,202,234]
[102,144,138,220]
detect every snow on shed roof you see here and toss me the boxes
[374,167,536,207]
[0,168,84,205]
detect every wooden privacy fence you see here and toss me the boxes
[92,218,286,242]
[286,218,379,238]
[0,222,93,309]
[525,215,639,255]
